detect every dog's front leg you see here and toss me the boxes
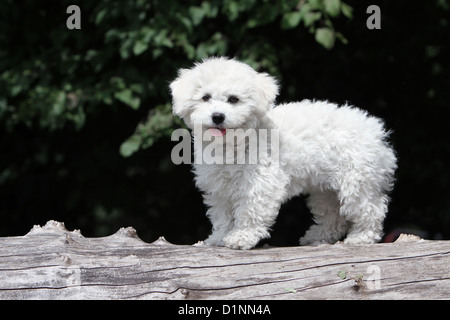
[204,206,234,247]
[201,191,234,247]
[222,171,288,250]
[222,202,280,250]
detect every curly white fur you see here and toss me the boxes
[170,57,397,249]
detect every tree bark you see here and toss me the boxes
[0,220,448,299]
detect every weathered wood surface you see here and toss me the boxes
[0,220,448,300]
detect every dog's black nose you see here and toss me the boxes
[211,112,225,125]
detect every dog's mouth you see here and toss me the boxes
[208,127,227,137]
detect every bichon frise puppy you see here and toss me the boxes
[170,57,397,249]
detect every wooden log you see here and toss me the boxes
[0,220,448,300]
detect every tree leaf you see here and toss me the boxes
[285,288,297,293]
[338,270,347,279]
[281,12,302,30]
[308,0,324,10]
[189,6,205,26]
[315,27,336,50]
[341,2,353,19]
[119,135,142,157]
[354,274,364,280]
[114,89,141,110]
[133,41,148,56]
[324,0,341,17]
[303,11,322,27]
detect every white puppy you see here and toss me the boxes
[170,57,397,249]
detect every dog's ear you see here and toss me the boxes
[169,68,193,119]
[254,72,279,111]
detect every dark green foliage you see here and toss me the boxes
[0,0,449,243]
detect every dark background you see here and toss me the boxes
[1,0,449,245]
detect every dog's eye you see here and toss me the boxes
[227,96,239,104]
[202,94,211,102]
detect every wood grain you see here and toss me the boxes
[0,220,448,299]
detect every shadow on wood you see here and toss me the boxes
[0,220,449,299]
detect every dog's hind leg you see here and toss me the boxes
[340,193,387,244]
[337,174,387,244]
[300,191,348,245]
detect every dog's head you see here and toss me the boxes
[169,57,278,136]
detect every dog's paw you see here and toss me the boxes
[204,235,224,247]
[343,230,380,245]
[223,230,262,250]
[299,237,330,246]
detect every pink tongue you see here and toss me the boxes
[209,128,227,136]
